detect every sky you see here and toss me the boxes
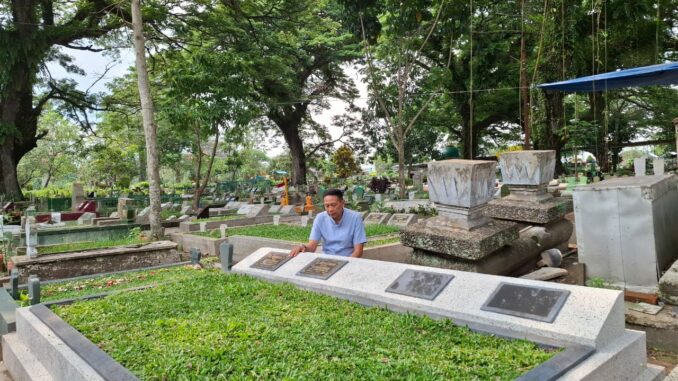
[48,47,368,157]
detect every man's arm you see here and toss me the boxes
[350,243,364,258]
[289,240,319,257]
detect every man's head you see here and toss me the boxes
[323,188,345,220]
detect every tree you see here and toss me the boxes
[0,0,133,198]
[132,0,162,239]
[331,145,361,179]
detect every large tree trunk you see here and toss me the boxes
[270,104,309,186]
[132,0,163,240]
[542,90,566,175]
[397,139,406,198]
[460,101,478,159]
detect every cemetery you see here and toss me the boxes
[1,0,678,380]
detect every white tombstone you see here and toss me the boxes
[301,216,309,227]
[25,218,38,258]
[653,158,665,176]
[498,150,555,202]
[634,158,646,176]
[273,215,280,226]
[308,210,313,218]
[50,212,61,224]
[200,222,207,232]
[220,224,228,239]
[408,191,417,200]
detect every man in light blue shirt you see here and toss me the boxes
[289,189,367,258]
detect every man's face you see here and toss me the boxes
[323,195,344,219]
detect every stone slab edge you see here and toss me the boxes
[12,241,178,265]
[234,248,624,349]
[29,304,139,381]
[0,288,16,335]
[485,198,572,224]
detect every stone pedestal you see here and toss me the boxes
[486,150,571,224]
[402,160,518,261]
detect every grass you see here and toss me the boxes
[40,264,209,302]
[54,271,556,380]
[191,223,400,241]
[188,214,244,224]
[365,236,400,247]
[38,237,144,255]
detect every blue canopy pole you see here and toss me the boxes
[537,62,678,92]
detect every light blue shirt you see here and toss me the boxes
[310,208,367,257]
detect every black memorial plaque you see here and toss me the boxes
[250,251,291,271]
[297,258,348,280]
[481,282,570,323]
[385,269,454,300]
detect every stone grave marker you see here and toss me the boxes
[297,258,348,280]
[387,213,418,227]
[236,204,251,215]
[250,251,291,271]
[364,213,391,225]
[10,269,18,299]
[273,215,280,226]
[481,282,570,323]
[269,205,282,214]
[385,269,454,300]
[138,207,151,217]
[307,210,313,218]
[50,212,61,224]
[199,222,207,232]
[27,276,40,305]
[485,150,571,225]
[634,157,646,176]
[109,212,119,218]
[71,182,85,211]
[219,242,234,272]
[654,158,665,175]
[301,216,309,227]
[180,205,192,215]
[190,248,202,264]
[77,212,95,225]
[246,204,269,217]
[220,224,228,239]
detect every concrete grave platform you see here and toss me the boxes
[485,197,572,224]
[400,219,518,261]
[234,248,662,380]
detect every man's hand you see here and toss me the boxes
[289,244,306,258]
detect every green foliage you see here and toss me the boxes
[38,238,144,255]
[54,272,555,380]
[192,223,400,241]
[331,145,361,179]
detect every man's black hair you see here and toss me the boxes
[323,188,344,200]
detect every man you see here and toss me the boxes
[289,188,367,258]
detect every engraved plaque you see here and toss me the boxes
[364,213,390,225]
[387,213,417,227]
[297,258,348,280]
[250,251,291,271]
[481,282,570,323]
[385,269,454,300]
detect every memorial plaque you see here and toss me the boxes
[250,251,292,271]
[385,269,454,300]
[387,213,417,227]
[364,213,390,225]
[297,258,348,280]
[481,282,570,323]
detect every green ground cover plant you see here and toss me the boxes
[191,224,400,241]
[54,271,556,380]
[38,237,144,255]
[365,236,400,247]
[189,214,248,224]
[40,264,207,302]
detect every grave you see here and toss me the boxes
[574,175,678,292]
[279,205,298,215]
[237,204,269,217]
[364,212,391,225]
[485,150,572,224]
[233,248,664,381]
[387,213,418,227]
[71,182,86,212]
[268,205,282,214]
[401,160,518,263]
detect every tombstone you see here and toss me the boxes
[486,150,572,225]
[219,242,234,272]
[260,197,266,205]
[273,215,280,226]
[135,207,151,224]
[364,213,391,225]
[220,224,228,239]
[408,191,417,201]
[50,212,61,224]
[190,248,202,264]
[28,276,40,305]
[413,170,424,190]
[301,216,309,227]
[574,175,678,291]
[109,212,119,219]
[180,205,192,215]
[400,159,518,262]
[654,158,665,175]
[71,182,85,211]
[634,157,646,176]
[137,206,151,217]
[238,204,269,218]
[236,204,252,215]
[199,222,207,232]
[77,212,95,225]
[25,217,38,258]
[307,210,313,219]
[387,213,418,228]
[268,205,282,214]
[10,269,19,299]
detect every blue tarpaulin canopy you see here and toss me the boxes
[537,62,678,92]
